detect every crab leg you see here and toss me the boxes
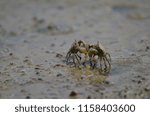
[76,54,81,60]
[105,55,111,72]
[66,52,70,62]
[105,52,111,62]
[99,57,102,70]
[89,56,93,67]
[72,54,76,66]
[82,53,87,66]
[92,56,97,69]
[74,54,81,65]
[66,53,72,64]
[103,57,108,71]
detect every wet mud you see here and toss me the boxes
[0,0,150,98]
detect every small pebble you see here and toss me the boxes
[95,89,99,92]
[9,62,14,66]
[51,43,55,47]
[145,46,149,51]
[137,80,142,84]
[141,77,146,80]
[56,53,63,58]
[131,53,136,56]
[69,91,77,97]
[23,40,29,43]
[144,85,150,92]
[87,96,91,99]
[81,75,86,79]
[47,24,57,30]
[137,75,141,78]
[35,67,40,70]
[9,53,13,56]
[23,59,32,65]
[38,78,43,81]
[56,73,63,77]
[45,51,50,54]
[144,87,150,92]
[36,72,40,75]
[132,79,136,82]
[53,64,65,67]
[104,80,110,85]
[140,39,144,43]
[123,94,127,98]
[100,92,104,95]
[26,96,31,99]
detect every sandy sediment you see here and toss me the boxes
[0,0,150,98]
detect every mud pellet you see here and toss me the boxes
[38,78,43,81]
[36,72,40,75]
[145,46,149,51]
[87,96,91,99]
[26,96,31,99]
[9,53,13,56]
[56,73,62,77]
[137,80,142,84]
[69,91,77,97]
[56,53,63,58]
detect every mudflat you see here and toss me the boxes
[0,0,150,98]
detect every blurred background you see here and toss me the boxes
[0,0,150,99]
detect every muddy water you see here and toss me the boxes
[0,0,150,98]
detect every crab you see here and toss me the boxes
[66,40,111,73]
[88,41,111,73]
[78,40,90,50]
[88,47,99,68]
[66,40,88,67]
